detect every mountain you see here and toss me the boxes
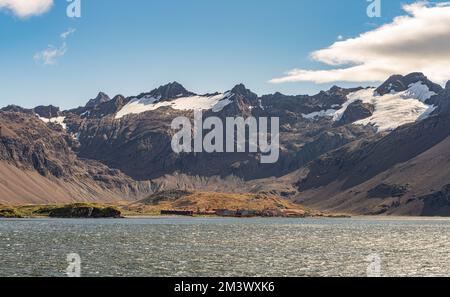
[293,111,450,215]
[1,72,450,216]
[72,82,376,181]
[85,92,111,108]
[1,105,61,118]
[375,72,442,96]
[135,81,195,101]
[0,112,150,205]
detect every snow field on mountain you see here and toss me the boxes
[38,116,67,129]
[115,92,234,119]
[302,82,437,131]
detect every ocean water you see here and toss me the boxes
[1,217,450,277]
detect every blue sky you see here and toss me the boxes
[0,0,446,109]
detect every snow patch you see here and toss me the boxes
[336,83,436,131]
[258,99,265,110]
[115,93,234,119]
[212,92,234,112]
[38,116,66,129]
[301,109,337,120]
[403,81,437,102]
[301,82,437,132]
[80,110,90,118]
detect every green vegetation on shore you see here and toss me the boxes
[0,203,122,219]
[0,191,350,219]
[0,207,24,218]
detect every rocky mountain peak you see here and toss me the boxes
[85,92,111,108]
[34,105,61,118]
[0,105,34,115]
[1,105,61,119]
[376,72,442,96]
[230,83,248,94]
[207,84,259,116]
[230,84,258,104]
[139,82,194,101]
[445,81,450,92]
[112,94,126,101]
[328,85,342,93]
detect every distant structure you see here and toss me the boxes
[160,210,194,216]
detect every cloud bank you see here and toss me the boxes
[270,2,450,85]
[0,0,53,18]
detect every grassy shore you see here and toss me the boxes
[0,192,350,219]
[0,203,122,219]
[0,203,349,219]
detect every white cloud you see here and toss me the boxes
[61,28,76,39]
[34,29,76,65]
[270,2,450,85]
[0,0,53,18]
[34,43,67,65]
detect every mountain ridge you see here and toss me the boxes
[1,72,450,216]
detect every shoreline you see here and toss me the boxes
[0,214,351,220]
[3,203,450,220]
[4,214,450,221]
[1,201,349,219]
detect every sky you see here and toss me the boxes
[1,0,450,109]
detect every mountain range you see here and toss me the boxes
[1,72,449,216]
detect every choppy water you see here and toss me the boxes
[1,217,450,277]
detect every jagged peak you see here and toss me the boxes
[404,72,427,80]
[0,105,34,114]
[445,81,450,91]
[111,94,126,101]
[230,83,257,98]
[227,84,259,108]
[231,83,247,93]
[96,91,109,98]
[329,85,342,92]
[138,82,195,101]
[85,92,111,108]
[34,104,60,109]
[33,105,61,118]
[167,81,184,89]
[376,72,442,96]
